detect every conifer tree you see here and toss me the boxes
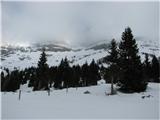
[48,66,57,88]
[72,65,81,89]
[118,27,147,92]
[1,69,10,91]
[62,57,72,89]
[89,59,100,85]
[143,54,151,82]
[34,48,49,90]
[81,62,89,86]
[55,57,71,89]
[107,39,118,64]
[1,71,5,91]
[54,59,64,89]
[106,39,119,94]
[151,55,159,82]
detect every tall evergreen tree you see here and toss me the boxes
[63,57,72,89]
[151,55,159,82]
[48,66,57,88]
[107,39,119,64]
[1,71,5,91]
[54,59,64,89]
[106,39,119,94]
[72,65,81,88]
[118,27,147,92]
[55,57,72,89]
[89,59,100,85]
[1,69,10,91]
[81,62,89,86]
[143,54,151,82]
[34,48,49,90]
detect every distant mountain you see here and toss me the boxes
[33,43,72,52]
[1,39,159,70]
[86,38,160,56]
[86,43,110,50]
[1,45,31,58]
[136,38,160,57]
[85,40,110,50]
[1,43,72,56]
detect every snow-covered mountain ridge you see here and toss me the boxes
[1,39,159,70]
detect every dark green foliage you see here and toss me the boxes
[89,59,101,85]
[118,27,147,92]
[1,69,10,91]
[106,39,119,64]
[1,56,100,92]
[104,39,119,83]
[60,57,72,88]
[28,67,37,87]
[1,71,5,90]
[81,62,90,86]
[151,55,160,82]
[1,69,21,92]
[48,66,57,88]
[142,54,152,82]
[34,48,49,90]
[72,65,81,88]
[81,60,101,86]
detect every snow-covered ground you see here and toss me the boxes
[1,83,159,119]
[1,49,107,70]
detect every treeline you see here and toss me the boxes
[102,54,160,83]
[1,56,101,92]
[1,27,159,93]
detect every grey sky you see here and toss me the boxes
[2,1,159,47]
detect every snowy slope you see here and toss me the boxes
[1,49,107,70]
[1,39,160,70]
[2,82,159,119]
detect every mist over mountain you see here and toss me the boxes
[2,2,159,47]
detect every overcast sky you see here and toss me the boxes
[2,1,159,47]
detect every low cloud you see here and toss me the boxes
[2,1,159,47]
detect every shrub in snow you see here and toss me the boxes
[84,90,91,94]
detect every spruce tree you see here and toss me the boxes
[34,48,49,90]
[143,54,151,82]
[62,57,71,88]
[48,66,57,88]
[107,39,118,64]
[72,65,81,89]
[81,62,89,86]
[118,27,147,92]
[151,55,159,82]
[106,39,119,94]
[2,69,10,91]
[89,59,100,85]
[1,71,5,91]
[54,59,64,89]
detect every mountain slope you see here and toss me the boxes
[1,39,159,70]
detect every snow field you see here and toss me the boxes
[2,83,159,119]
